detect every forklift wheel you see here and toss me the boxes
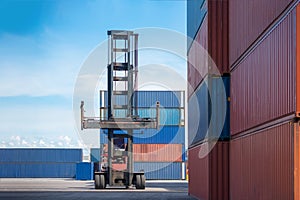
[135,175,141,189]
[140,174,145,189]
[95,174,106,189]
[135,175,145,189]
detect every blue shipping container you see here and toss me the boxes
[188,76,230,146]
[76,162,94,180]
[134,91,183,108]
[134,162,182,180]
[100,126,185,144]
[101,90,184,108]
[0,148,83,163]
[90,148,101,162]
[188,79,209,146]
[187,0,207,51]
[138,108,181,126]
[101,108,182,126]
[209,76,230,141]
[0,163,77,178]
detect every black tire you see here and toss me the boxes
[95,174,101,189]
[140,175,145,189]
[100,174,106,189]
[95,174,106,189]
[135,175,142,189]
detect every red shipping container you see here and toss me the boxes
[208,0,229,75]
[297,4,300,114]
[188,16,208,98]
[188,0,229,99]
[100,144,183,162]
[230,8,299,136]
[188,141,229,200]
[229,0,293,66]
[230,121,300,200]
[133,144,182,162]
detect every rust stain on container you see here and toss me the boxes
[229,0,293,66]
[230,10,296,136]
[230,122,295,200]
[188,141,229,200]
[133,144,182,162]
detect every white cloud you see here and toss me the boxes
[21,140,28,146]
[39,139,45,146]
[58,135,72,146]
[0,135,82,148]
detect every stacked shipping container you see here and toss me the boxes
[230,122,299,199]
[189,141,229,200]
[0,148,82,178]
[229,0,300,199]
[95,91,186,180]
[76,162,94,180]
[187,0,230,199]
[188,0,300,199]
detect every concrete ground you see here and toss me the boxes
[0,179,195,200]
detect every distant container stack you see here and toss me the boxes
[93,91,186,180]
[0,148,82,178]
[229,1,300,199]
[187,0,230,199]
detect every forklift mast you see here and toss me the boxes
[80,30,159,189]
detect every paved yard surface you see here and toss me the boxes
[0,179,195,200]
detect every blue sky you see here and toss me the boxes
[0,0,186,148]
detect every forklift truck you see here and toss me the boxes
[80,30,159,189]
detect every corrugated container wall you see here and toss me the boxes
[229,0,294,66]
[208,76,230,141]
[100,126,185,144]
[0,163,77,178]
[187,0,229,99]
[188,16,208,98]
[0,148,82,163]
[133,144,183,162]
[90,148,101,163]
[188,141,229,200]
[102,91,184,108]
[188,78,209,145]
[134,162,182,180]
[76,162,94,180]
[187,0,207,51]
[189,76,230,146]
[106,108,182,126]
[95,144,183,162]
[100,90,184,126]
[208,0,229,74]
[230,121,299,200]
[296,3,300,116]
[0,148,82,178]
[230,9,296,136]
[134,91,184,108]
